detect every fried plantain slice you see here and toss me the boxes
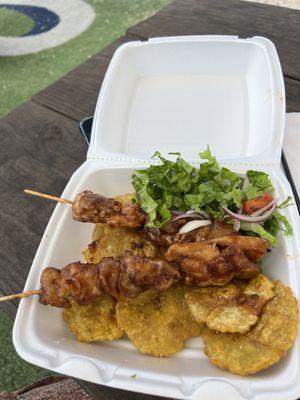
[116,284,202,357]
[202,327,282,375]
[83,223,159,263]
[63,292,124,342]
[185,284,241,325]
[243,273,274,300]
[247,281,298,353]
[185,274,274,333]
[202,280,298,375]
[206,305,258,334]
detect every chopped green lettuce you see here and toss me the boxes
[131,148,293,244]
[277,196,294,209]
[246,170,273,193]
[240,222,277,247]
[132,147,244,227]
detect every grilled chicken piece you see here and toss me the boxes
[144,215,188,247]
[61,262,102,306]
[118,251,180,297]
[165,243,235,286]
[165,239,262,285]
[72,190,122,223]
[39,252,180,307]
[107,202,146,228]
[207,235,268,262]
[145,219,237,247]
[221,245,260,279]
[98,257,120,298]
[40,267,70,308]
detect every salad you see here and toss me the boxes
[132,147,292,247]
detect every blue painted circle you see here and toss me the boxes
[0,4,60,36]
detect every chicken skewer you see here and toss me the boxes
[24,189,240,248]
[0,252,180,307]
[0,236,268,306]
[24,189,146,228]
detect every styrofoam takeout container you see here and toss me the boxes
[13,36,300,399]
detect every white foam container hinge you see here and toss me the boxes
[13,36,300,400]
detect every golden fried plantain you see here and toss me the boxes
[202,280,298,375]
[185,284,241,325]
[185,274,274,333]
[63,292,124,342]
[114,193,135,205]
[116,284,202,357]
[83,223,159,263]
[206,305,258,334]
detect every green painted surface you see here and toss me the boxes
[0,8,34,37]
[0,0,172,392]
[0,311,53,392]
[0,0,172,118]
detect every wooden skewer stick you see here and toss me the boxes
[24,189,73,205]
[0,290,41,302]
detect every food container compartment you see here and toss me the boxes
[88,36,284,164]
[13,36,300,400]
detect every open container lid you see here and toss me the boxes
[88,35,285,165]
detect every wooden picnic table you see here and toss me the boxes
[0,0,300,398]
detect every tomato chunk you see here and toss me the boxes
[243,193,273,215]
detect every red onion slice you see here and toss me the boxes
[179,220,212,234]
[222,205,276,223]
[233,208,243,231]
[170,210,185,215]
[172,212,204,222]
[250,199,276,217]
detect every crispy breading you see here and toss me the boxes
[202,280,298,375]
[185,274,274,333]
[63,293,124,342]
[115,284,202,357]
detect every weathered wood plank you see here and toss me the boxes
[0,101,86,318]
[285,77,300,112]
[32,56,110,122]
[127,0,300,81]
[32,37,132,122]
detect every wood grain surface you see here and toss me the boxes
[1,0,300,399]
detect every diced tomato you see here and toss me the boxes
[243,193,273,215]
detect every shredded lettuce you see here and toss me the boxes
[246,170,273,193]
[277,196,294,209]
[131,148,293,245]
[132,147,244,227]
[240,222,277,247]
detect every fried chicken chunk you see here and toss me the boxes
[221,244,260,279]
[72,190,122,223]
[40,267,70,308]
[99,251,181,298]
[107,202,146,228]
[145,219,237,248]
[165,243,235,286]
[207,235,268,262]
[165,240,262,285]
[61,262,102,306]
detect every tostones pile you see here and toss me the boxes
[62,194,298,375]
